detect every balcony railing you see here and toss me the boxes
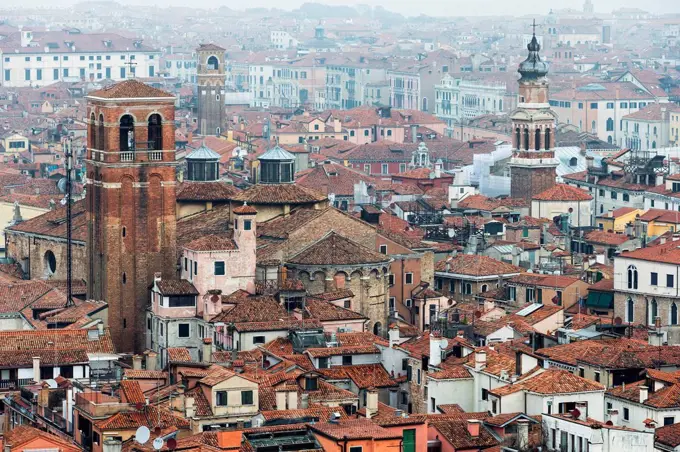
[120,152,134,162]
[0,378,33,390]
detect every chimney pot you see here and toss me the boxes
[467,420,481,437]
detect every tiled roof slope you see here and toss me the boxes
[88,80,174,99]
[287,232,390,266]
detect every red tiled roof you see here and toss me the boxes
[176,181,240,201]
[305,298,367,322]
[287,232,391,266]
[429,420,499,450]
[435,254,523,277]
[167,347,193,363]
[3,425,79,452]
[532,184,592,201]
[96,405,189,430]
[231,184,327,204]
[233,203,258,215]
[306,345,379,358]
[584,230,631,246]
[184,234,237,251]
[155,279,198,296]
[490,369,604,396]
[309,419,401,440]
[656,422,680,447]
[124,369,167,379]
[120,380,146,404]
[87,80,174,99]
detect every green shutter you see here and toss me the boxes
[403,429,416,452]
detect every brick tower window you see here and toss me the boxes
[545,128,551,150]
[148,114,162,150]
[120,114,134,152]
[207,55,219,70]
[523,128,529,151]
[97,114,105,150]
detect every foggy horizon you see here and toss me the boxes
[1,0,679,17]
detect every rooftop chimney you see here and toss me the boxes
[640,385,649,404]
[608,409,618,425]
[516,419,530,450]
[202,337,213,364]
[32,356,41,383]
[132,355,143,370]
[467,420,481,437]
[429,332,446,367]
[145,351,158,371]
[474,351,487,371]
[388,324,401,348]
[366,388,379,419]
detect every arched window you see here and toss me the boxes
[606,118,614,131]
[650,298,658,325]
[499,99,503,111]
[422,97,428,112]
[627,265,638,290]
[89,113,96,149]
[672,303,678,326]
[608,135,613,144]
[652,141,657,149]
[569,157,578,167]
[373,322,382,336]
[523,128,529,151]
[481,284,488,293]
[207,55,219,70]
[515,128,521,149]
[626,298,634,323]
[654,126,658,135]
[97,113,105,150]
[545,128,551,150]
[119,114,135,152]
[591,120,596,133]
[148,114,162,150]
[535,128,541,150]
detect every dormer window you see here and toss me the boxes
[305,376,318,391]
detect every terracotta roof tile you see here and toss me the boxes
[124,369,167,379]
[120,380,146,404]
[490,369,604,396]
[167,347,193,363]
[584,230,631,246]
[287,232,391,266]
[309,419,400,440]
[232,184,327,204]
[306,345,380,358]
[435,254,523,277]
[533,184,592,201]
[87,80,174,99]
[429,420,499,450]
[234,203,258,215]
[184,234,237,252]
[176,181,240,201]
[155,279,198,296]
[304,298,367,322]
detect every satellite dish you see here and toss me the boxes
[614,317,623,325]
[210,294,219,303]
[153,438,164,450]
[167,438,177,450]
[571,408,581,419]
[474,310,482,318]
[440,338,448,349]
[135,426,150,444]
[605,420,613,426]
[154,427,162,435]
[135,402,144,410]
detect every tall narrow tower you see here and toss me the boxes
[197,44,226,136]
[508,27,560,202]
[85,80,177,353]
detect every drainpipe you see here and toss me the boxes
[340,436,349,452]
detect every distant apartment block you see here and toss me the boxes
[0,28,160,87]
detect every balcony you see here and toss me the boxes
[75,392,129,419]
[0,378,33,390]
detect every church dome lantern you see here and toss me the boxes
[186,142,220,181]
[258,145,295,184]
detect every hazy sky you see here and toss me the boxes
[2,0,679,16]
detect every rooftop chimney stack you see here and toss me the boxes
[516,419,530,450]
[475,351,487,371]
[640,385,649,404]
[467,420,481,437]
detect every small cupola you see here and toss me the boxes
[258,145,295,184]
[186,142,220,181]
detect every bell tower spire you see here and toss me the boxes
[507,21,559,202]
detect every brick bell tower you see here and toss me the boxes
[508,25,560,202]
[85,80,177,353]
[197,43,226,136]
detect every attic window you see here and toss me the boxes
[305,376,318,390]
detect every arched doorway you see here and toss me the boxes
[373,322,383,336]
[148,114,162,150]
